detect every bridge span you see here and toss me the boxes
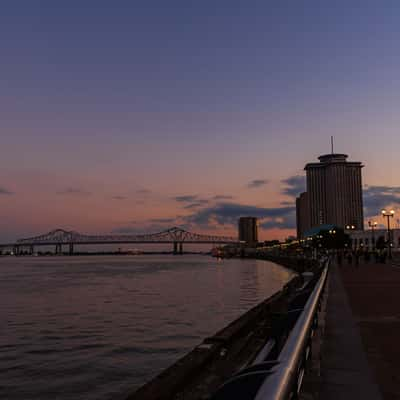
[0,227,239,255]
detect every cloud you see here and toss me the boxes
[150,218,176,224]
[247,179,269,189]
[112,195,127,200]
[112,226,147,234]
[184,202,295,230]
[174,195,199,203]
[363,185,400,218]
[281,175,306,198]
[112,222,181,235]
[136,188,151,194]
[213,195,234,200]
[0,187,13,195]
[56,188,91,196]
[183,200,209,209]
[173,195,210,210]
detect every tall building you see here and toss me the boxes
[296,192,310,239]
[296,153,364,237]
[238,217,258,246]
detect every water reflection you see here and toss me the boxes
[1,255,294,400]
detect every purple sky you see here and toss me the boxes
[1,1,400,241]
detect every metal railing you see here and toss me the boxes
[255,261,328,399]
[211,259,329,400]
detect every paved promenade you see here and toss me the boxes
[339,261,400,400]
[319,263,382,399]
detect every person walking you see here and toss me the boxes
[347,252,353,265]
[337,252,343,267]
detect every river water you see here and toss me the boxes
[0,255,294,400]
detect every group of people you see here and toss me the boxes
[336,248,388,266]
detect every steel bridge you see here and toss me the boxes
[1,227,239,255]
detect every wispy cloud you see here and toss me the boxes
[363,185,400,217]
[281,175,306,198]
[183,200,209,209]
[184,202,295,230]
[0,187,13,195]
[174,195,210,210]
[150,218,176,224]
[174,195,199,203]
[247,179,269,189]
[112,195,127,200]
[56,188,91,196]
[136,188,152,194]
[213,195,234,200]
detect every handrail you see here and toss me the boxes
[254,260,329,400]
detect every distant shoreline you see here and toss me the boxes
[0,251,211,257]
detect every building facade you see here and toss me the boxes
[350,229,400,252]
[296,153,364,238]
[238,217,258,246]
[296,192,310,239]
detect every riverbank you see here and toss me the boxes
[127,258,323,400]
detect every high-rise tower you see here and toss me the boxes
[296,152,364,237]
[238,217,258,246]
[305,153,363,230]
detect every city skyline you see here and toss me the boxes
[2,1,400,241]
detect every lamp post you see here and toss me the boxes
[381,209,395,259]
[368,221,378,250]
[345,224,356,250]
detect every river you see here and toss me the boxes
[0,255,294,400]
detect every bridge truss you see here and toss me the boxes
[16,227,238,246]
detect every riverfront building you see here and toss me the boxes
[296,192,310,239]
[349,228,400,252]
[238,217,258,246]
[297,153,364,238]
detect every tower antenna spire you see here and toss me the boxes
[331,136,334,154]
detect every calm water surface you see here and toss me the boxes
[1,255,294,400]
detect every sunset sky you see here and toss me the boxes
[2,1,400,241]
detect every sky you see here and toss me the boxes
[1,0,400,241]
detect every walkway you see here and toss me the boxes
[339,261,400,400]
[319,263,382,399]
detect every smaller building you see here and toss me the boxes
[349,229,400,252]
[296,192,310,239]
[238,217,258,247]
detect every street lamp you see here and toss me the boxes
[368,221,378,250]
[345,225,356,250]
[381,209,395,259]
